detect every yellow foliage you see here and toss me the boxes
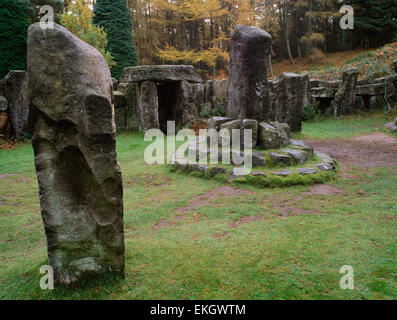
[60,0,115,68]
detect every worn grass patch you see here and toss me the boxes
[0,114,396,300]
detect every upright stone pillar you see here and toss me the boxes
[332,68,360,116]
[227,26,272,121]
[275,72,310,132]
[27,23,124,286]
[5,70,28,139]
[138,81,160,131]
[177,80,198,128]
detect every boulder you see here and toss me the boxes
[120,65,202,83]
[258,122,282,149]
[281,149,309,164]
[241,119,258,149]
[332,68,360,116]
[207,117,233,130]
[270,152,291,166]
[219,119,242,146]
[270,121,290,146]
[251,151,266,167]
[271,170,292,177]
[316,163,333,171]
[298,168,317,175]
[138,81,160,131]
[229,168,249,180]
[5,70,28,139]
[209,167,227,177]
[27,23,125,286]
[227,26,272,121]
[0,96,7,111]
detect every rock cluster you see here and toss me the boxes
[27,23,125,286]
[207,116,291,150]
[173,138,336,181]
[384,118,397,133]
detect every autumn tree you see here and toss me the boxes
[60,0,115,67]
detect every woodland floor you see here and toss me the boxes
[0,113,396,300]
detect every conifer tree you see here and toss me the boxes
[0,0,30,79]
[93,0,138,79]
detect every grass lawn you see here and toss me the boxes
[0,114,396,300]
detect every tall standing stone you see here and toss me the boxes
[332,68,360,116]
[275,72,310,132]
[138,81,160,131]
[227,26,272,121]
[5,70,28,139]
[27,23,124,286]
[177,80,198,128]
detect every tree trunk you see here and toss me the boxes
[284,10,295,65]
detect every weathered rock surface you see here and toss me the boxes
[270,121,291,146]
[384,117,397,132]
[0,96,7,111]
[138,81,160,131]
[227,26,272,121]
[274,72,310,132]
[219,119,242,146]
[270,152,291,166]
[332,68,359,116]
[177,80,198,128]
[271,170,292,177]
[5,70,28,139]
[212,79,228,108]
[298,168,317,175]
[27,23,125,286]
[114,91,127,130]
[281,149,309,164]
[193,83,206,113]
[207,117,233,130]
[258,122,282,149]
[120,65,202,83]
[241,119,258,149]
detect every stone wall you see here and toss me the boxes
[309,73,397,114]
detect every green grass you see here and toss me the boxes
[0,115,396,300]
[294,113,392,140]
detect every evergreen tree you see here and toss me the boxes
[0,0,30,79]
[348,0,397,47]
[93,0,138,79]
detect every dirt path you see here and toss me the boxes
[304,132,397,169]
